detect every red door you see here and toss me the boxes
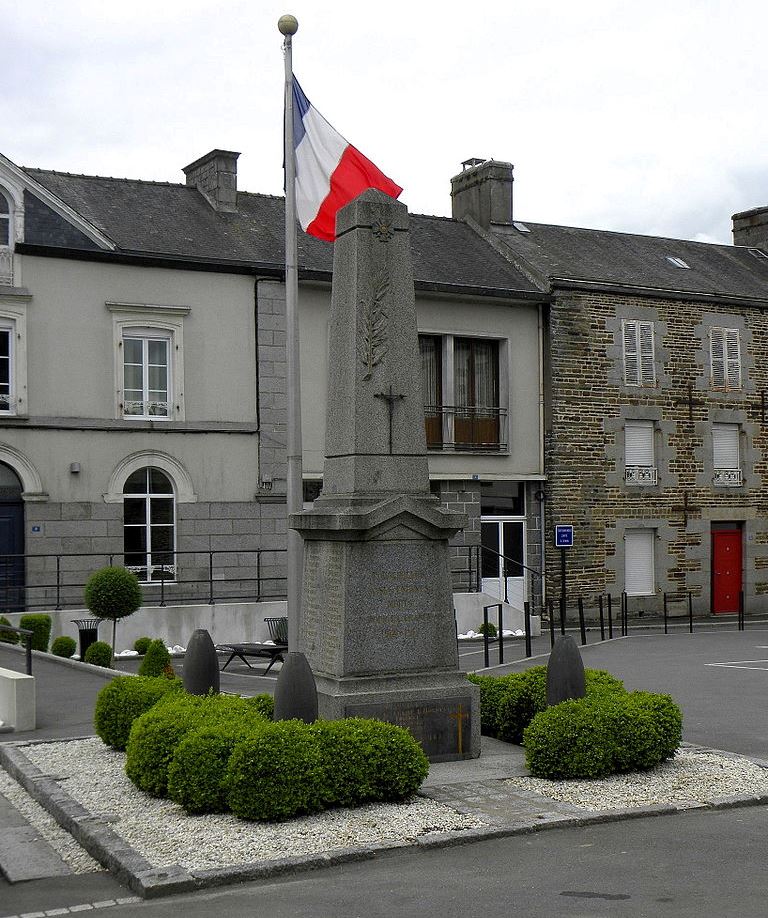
[712,530,742,614]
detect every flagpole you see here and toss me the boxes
[275,13,317,722]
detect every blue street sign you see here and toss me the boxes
[555,525,574,548]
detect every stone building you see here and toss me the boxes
[0,150,545,615]
[452,158,768,615]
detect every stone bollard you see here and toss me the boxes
[183,629,220,696]
[546,635,586,707]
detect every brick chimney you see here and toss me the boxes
[450,158,514,230]
[732,205,768,251]
[182,149,240,212]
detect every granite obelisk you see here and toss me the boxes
[290,189,480,761]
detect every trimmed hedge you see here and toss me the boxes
[138,640,172,677]
[94,675,183,750]
[19,614,52,652]
[84,566,142,621]
[467,666,624,744]
[126,693,271,796]
[51,636,77,658]
[0,614,19,644]
[523,691,683,779]
[133,636,152,655]
[84,640,113,667]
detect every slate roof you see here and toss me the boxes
[22,169,541,296]
[499,221,768,301]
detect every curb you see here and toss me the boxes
[0,642,121,680]
[3,739,768,899]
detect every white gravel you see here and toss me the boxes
[0,766,101,873]
[505,749,768,810]
[20,738,483,872]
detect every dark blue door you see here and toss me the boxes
[0,501,25,611]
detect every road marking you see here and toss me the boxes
[706,659,768,671]
[6,898,140,918]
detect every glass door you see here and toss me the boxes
[481,518,526,609]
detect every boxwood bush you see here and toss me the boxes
[126,692,271,796]
[0,614,19,644]
[94,675,183,750]
[51,636,77,658]
[19,614,52,652]
[84,640,113,668]
[138,639,172,677]
[133,636,152,655]
[468,666,624,744]
[523,691,682,779]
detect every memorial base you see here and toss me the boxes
[314,671,480,762]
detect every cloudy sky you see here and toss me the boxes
[4,0,768,245]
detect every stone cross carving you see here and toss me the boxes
[374,384,406,454]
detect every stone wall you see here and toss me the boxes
[545,290,768,614]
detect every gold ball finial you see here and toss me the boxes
[278,14,299,36]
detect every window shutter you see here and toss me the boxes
[625,420,654,466]
[623,321,639,385]
[725,329,741,389]
[638,321,655,384]
[710,327,726,388]
[713,423,739,469]
[625,529,655,596]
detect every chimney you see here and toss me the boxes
[182,149,240,212]
[732,205,768,251]
[450,158,514,230]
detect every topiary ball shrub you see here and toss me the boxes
[126,692,269,797]
[84,640,113,668]
[523,691,683,779]
[51,636,77,658]
[226,721,323,821]
[84,566,143,621]
[94,675,183,750]
[138,639,172,677]
[0,614,19,644]
[168,723,259,814]
[133,636,152,655]
[477,621,497,638]
[19,614,52,652]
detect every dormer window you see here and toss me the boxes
[0,189,12,286]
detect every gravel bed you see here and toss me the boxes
[504,750,768,810]
[0,766,101,873]
[22,738,484,872]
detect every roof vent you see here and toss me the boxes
[666,256,690,269]
[748,248,768,260]
[513,221,531,233]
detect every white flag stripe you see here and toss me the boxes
[295,105,347,230]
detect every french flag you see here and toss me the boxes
[292,77,403,242]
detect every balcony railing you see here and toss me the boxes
[625,465,658,485]
[713,468,742,487]
[424,405,508,451]
[123,399,170,418]
[0,249,12,286]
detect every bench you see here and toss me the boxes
[216,616,288,674]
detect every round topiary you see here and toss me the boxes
[19,614,52,652]
[126,692,269,797]
[84,566,143,654]
[0,614,19,645]
[138,639,172,677]
[226,721,323,821]
[51,636,77,658]
[133,636,152,655]
[477,621,497,637]
[94,675,183,750]
[84,640,113,668]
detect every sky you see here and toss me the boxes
[3,0,768,246]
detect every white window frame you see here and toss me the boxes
[108,302,189,421]
[122,331,172,420]
[122,466,177,584]
[710,327,741,391]
[622,320,655,387]
[0,188,13,286]
[624,529,655,596]
[0,299,28,417]
[712,423,742,487]
[624,420,657,485]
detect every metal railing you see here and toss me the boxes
[0,548,287,613]
[468,543,543,614]
[625,466,658,485]
[424,405,508,451]
[713,468,742,486]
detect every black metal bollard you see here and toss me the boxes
[598,594,605,642]
[607,594,613,639]
[524,601,532,658]
[578,597,586,645]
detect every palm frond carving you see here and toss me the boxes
[358,274,389,381]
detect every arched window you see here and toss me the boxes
[0,189,12,285]
[123,467,176,582]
